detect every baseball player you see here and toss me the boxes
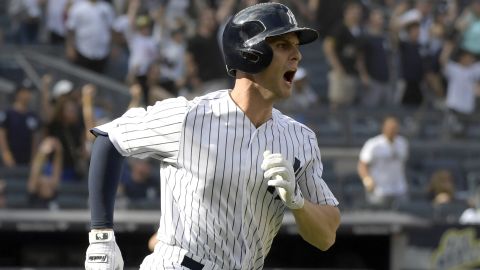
[84,3,340,270]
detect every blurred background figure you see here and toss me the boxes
[455,0,480,58]
[392,8,427,107]
[65,0,115,73]
[0,82,42,168]
[185,8,228,96]
[45,0,74,45]
[427,169,469,222]
[42,96,86,182]
[439,40,480,138]
[7,0,42,44]
[121,0,159,106]
[357,116,409,209]
[27,136,62,209]
[118,158,159,208]
[358,7,393,107]
[323,0,364,110]
[428,169,457,206]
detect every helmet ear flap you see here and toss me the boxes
[240,48,262,63]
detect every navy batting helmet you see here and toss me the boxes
[222,3,318,77]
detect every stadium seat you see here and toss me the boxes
[396,199,434,219]
[433,201,469,224]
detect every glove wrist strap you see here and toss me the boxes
[287,184,305,209]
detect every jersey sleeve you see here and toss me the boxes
[92,97,190,163]
[297,134,339,206]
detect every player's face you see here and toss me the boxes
[254,33,302,100]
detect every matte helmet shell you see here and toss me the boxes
[222,3,318,77]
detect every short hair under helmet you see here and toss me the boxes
[222,3,318,77]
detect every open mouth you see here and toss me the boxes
[283,70,296,84]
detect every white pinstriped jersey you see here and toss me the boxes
[96,90,338,270]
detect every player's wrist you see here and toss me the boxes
[89,230,115,243]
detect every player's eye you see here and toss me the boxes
[276,42,288,49]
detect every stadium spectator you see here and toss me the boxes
[45,0,75,45]
[185,7,229,95]
[7,0,42,44]
[65,0,115,73]
[43,96,87,182]
[427,169,457,206]
[118,158,159,206]
[40,74,75,123]
[157,28,187,97]
[455,0,480,57]
[391,8,427,107]
[439,40,480,137]
[357,116,409,209]
[27,136,63,209]
[358,7,393,107]
[428,169,469,222]
[0,82,42,167]
[323,0,364,110]
[120,0,159,106]
[144,62,177,103]
[309,0,347,39]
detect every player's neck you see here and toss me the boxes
[231,78,273,128]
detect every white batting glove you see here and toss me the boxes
[261,150,304,209]
[85,230,124,270]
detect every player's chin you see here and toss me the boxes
[280,81,293,97]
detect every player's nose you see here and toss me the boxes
[291,46,302,63]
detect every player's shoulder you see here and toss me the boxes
[273,109,317,140]
[189,89,230,106]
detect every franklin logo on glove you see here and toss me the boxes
[88,254,108,263]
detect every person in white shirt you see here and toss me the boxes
[46,0,72,44]
[114,0,158,105]
[357,116,409,208]
[460,187,480,224]
[66,0,115,73]
[158,28,187,97]
[440,41,480,137]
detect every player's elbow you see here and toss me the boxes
[316,233,336,251]
[302,229,337,251]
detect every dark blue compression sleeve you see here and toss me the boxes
[88,134,125,229]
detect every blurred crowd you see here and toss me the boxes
[0,0,480,223]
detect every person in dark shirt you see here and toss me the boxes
[323,1,364,109]
[358,7,393,107]
[119,158,159,202]
[398,21,426,106]
[45,97,86,182]
[186,8,228,95]
[0,85,41,167]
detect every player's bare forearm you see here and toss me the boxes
[292,200,340,251]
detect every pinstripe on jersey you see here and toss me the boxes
[96,90,338,270]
